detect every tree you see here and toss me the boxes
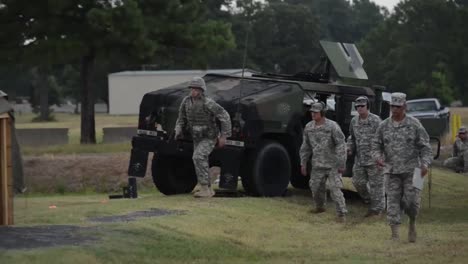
[409,63,456,104]
[1,0,235,143]
[248,2,321,73]
[360,0,462,101]
[351,0,387,41]
[137,0,236,69]
[29,68,63,121]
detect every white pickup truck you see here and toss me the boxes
[406,98,450,137]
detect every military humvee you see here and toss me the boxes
[127,41,390,196]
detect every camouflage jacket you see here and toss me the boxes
[347,113,382,166]
[175,95,232,140]
[300,118,346,169]
[372,115,432,174]
[453,137,468,158]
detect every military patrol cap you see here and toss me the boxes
[355,96,368,106]
[458,126,467,134]
[188,77,206,92]
[390,92,406,106]
[309,102,326,112]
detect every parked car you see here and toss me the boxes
[406,98,450,137]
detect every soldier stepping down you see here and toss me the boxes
[174,77,232,198]
[300,102,348,223]
[372,92,433,242]
[347,96,384,217]
[443,126,468,173]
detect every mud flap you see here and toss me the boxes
[217,148,242,191]
[128,148,149,177]
[219,171,238,191]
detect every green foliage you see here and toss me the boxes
[208,0,386,73]
[410,66,456,105]
[1,0,236,143]
[0,65,30,99]
[361,0,468,104]
[28,67,63,121]
[248,2,320,73]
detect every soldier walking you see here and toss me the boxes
[443,126,468,173]
[300,102,348,223]
[175,77,232,198]
[372,92,432,242]
[347,96,384,217]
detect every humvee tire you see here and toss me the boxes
[241,141,291,196]
[152,155,197,195]
[290,164,310,189]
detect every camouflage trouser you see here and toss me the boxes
[443,155,468,172]
[352,164,385,212]
[309,168,348,216]
[192,138,217,186]
[386,172,421,226]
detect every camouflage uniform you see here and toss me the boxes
[372,111,432,226]
[348,112,384,213]
[300,117,348,216]
[443,134,468,172]
[175,80,231,187]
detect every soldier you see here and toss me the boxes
[443,126,468,173]
[174,77,232,198]
[347,96,384,217]
[372,92,432,242]
[300,102,348,223]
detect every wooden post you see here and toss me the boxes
[0,113,13,225]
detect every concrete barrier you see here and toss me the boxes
[16,128,69,146]
[102,127,137,143]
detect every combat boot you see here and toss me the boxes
[409,218,417,243]
[191,184,201,194]
[390,225,400,241]
[194,185,214,198]
[364,210,378,218]
[209,185,216,196]
[312,207,326,214]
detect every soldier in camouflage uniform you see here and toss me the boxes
[347,96,384,217]
[175,77,232,198]
[443,126,468,173]
[372,92,432,242]
[300,102,348,223]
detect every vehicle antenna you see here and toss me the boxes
[235,15,251,125]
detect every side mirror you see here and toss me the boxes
[439,105,446,111]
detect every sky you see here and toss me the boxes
[371,0,401,10]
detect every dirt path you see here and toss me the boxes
[0,209,184,250]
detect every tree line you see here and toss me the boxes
[0,0,467,144]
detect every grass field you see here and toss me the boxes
[2,167,468,263]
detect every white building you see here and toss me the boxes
[108,69,256,115]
